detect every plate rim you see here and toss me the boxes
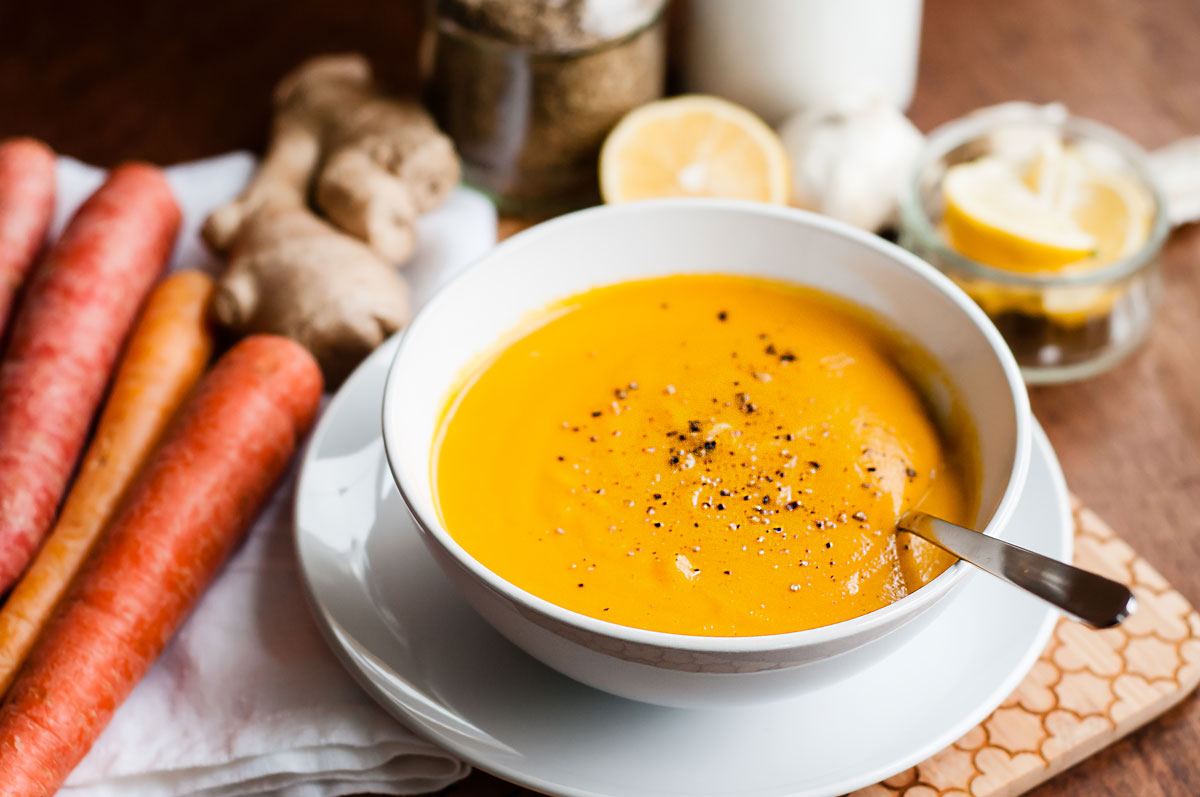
[295,337,1070,797]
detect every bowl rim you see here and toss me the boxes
[382,199,1032,654]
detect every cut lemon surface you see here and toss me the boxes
[942,157,1097,272]
[1024,143,1152,264]
[599,95,790,204]
[1068,165,1153,263]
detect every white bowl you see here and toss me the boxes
[382,200,1031,708]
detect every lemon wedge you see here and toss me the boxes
[945,143,1154,325]
[600,95,790,204]
[943,157,1097,272]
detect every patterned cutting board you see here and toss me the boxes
[852,498,1200,796]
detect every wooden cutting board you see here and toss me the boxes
[852,498,1200,797]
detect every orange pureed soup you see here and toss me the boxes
[433,275,977,636]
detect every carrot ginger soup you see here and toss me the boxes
[433,275,976,636]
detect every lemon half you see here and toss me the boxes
[600,95,790,205]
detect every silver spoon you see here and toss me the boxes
[898,511,1136,628]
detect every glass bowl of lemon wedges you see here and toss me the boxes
[899,108,1170,384]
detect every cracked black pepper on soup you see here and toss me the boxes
[422,0,667,213]
[432,275,978,636]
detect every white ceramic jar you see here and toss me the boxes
[681,0,924,123]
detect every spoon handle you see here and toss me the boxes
[899,511,1136,628]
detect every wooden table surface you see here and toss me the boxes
[3,0,1198,794]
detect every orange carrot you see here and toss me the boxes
[0,270,215,696]
[0,138,56,337]
[0,335,322,795]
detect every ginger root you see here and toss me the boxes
[212,207,411,386]
[204,54,459,384]
[294,57,460,262]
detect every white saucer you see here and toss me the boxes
[295,336,1072,797]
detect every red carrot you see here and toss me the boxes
[0,138,56,335]
[0,270,215,696]
[0,162,179,592]
[0,335,323,795]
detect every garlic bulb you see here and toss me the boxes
[777,99,924,231]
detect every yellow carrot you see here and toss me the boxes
[0,269,214,695]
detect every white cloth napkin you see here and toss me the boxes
[48,153,492,796]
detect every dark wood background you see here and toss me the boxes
[3,0,1199,794]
